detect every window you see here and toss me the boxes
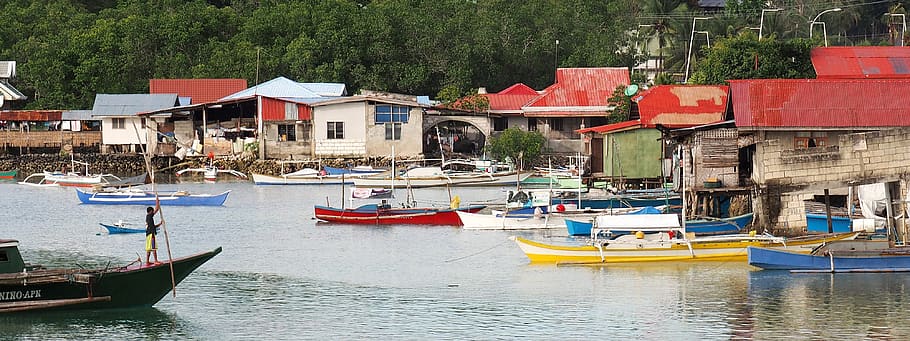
[141,118,147,129]
[493,117,507,131]
[375,105,409,123]
[527,118,538,131]
[794,132,827,149]
[278,124,296,141]
[327,122,344,139]
[385,123,402,140]
[112,118,125,129]
[0,250,7,262]
[285,102,298,120]
[550,118,564,132]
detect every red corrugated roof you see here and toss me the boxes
[636,85,728,128]
[576,120,641,134]
[525,68,629,108]
[482,83,540,112]
[0,110,62,121]
[498,83,538,95]
[730,78,910,129]
[150,79,248,103]
[812,47,910,79]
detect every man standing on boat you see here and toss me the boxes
[145,201,163,265]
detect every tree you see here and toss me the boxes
[487,128,546,169]
[606,85,632,124]
[688,33,815,84]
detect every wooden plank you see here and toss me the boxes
[0,296,111,313]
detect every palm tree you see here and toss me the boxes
[640,0,688,79]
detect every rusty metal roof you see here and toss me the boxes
[150,79,248,104]
[576,120,640,134]
[0,110,62,121]
[730,78,910,129]
[524,68,629,112]
[635,85,728,128]
[483,83,540,113]
[812,47,910,79]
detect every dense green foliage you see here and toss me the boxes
[3,0,909,110]
[688,33,816,84]
[487,128,546,169]
[0,0,638,109]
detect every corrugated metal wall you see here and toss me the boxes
[261,97,312,121]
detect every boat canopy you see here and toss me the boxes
[594,213,680,231]
[0,240,26,274]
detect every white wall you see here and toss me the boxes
[101,117,147,145]
[313,102,367,157]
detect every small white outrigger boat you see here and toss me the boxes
[176,157,247,182]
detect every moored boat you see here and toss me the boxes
[314,202,485,225]
[510,213,859,264]
[748,239,910,272]
[99,222,147,234]
[76,188,230,206]
[352,166,531,188]
[564,211,753,236]
[0,239,220,312]
[0,169,17,179]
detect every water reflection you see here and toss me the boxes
[0,307,186,340]
[747,270,910,339]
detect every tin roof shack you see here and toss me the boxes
[0,110,102,154]
[92,94,180,154]
[667,121,752,219]
[577,85,729,189]
[142,77,344,159]
[310,92,428,158]
[731,78,910,234]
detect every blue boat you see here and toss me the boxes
[748,239,910,272]
[76,189,230,206]
[565,211,753,237]
[552,195,681,210]
[806,213,852,233]
[100,223,148,234]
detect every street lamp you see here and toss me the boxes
[888,13,907,46]
[758,8,782,40]
[809,8,842,47]
[684,17,711,84]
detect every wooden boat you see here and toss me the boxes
[748,239,910,272]
[0,239,220,312]
[511,213,859,264]
[99,222,147,234]
[76,188,230,206]
[176,165,247,182]
[18,171,121,188]
[252,168,377,185]
[314,202,486,225]
[563,211,753,236]
[352,166,531,188]
[0,169,17,179]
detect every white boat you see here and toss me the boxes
[252,168,365,185]
[177,165,247,181]
[353,166,531,188]
[19,157,121,187]
[458,205,653,230]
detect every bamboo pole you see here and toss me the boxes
[133,122,177,297]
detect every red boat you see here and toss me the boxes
[314,203,485,225]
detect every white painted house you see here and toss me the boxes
[310,94,427,158]
[92,94,180,153]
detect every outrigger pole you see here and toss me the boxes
[132,122,177,297]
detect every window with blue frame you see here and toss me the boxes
[375,105,410,124]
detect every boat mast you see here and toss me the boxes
[681,144,687,236]
[435,125,445,166]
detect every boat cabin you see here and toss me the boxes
[0,239,25,274]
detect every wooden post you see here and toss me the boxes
[824,189,833,234]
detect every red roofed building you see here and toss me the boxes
[576,85,729,184]
[149,79,248,104]
[811,46,910,79]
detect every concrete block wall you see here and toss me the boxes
[315,140,366,157]
[755,128,910,233]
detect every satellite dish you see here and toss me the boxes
[624,84,639,96]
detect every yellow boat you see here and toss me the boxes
[511,232,860,264]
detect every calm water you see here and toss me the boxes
[1,180,910,340]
